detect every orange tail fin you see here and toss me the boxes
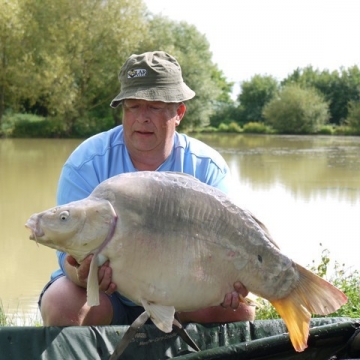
[270,263,347,352]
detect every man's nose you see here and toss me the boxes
[137,106,151,122]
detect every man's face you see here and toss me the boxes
[122,99,185,154]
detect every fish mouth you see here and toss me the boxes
[25,217,45,242]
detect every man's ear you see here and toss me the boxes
[175,103,186,126]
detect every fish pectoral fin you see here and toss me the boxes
[86,255,100,306]
[141,300,175,333]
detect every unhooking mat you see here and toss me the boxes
[1,317,360,360]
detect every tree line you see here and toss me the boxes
[0,0,232,137]
[210,66,360,135]
[1,0,359,137]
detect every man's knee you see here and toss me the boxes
[40,277,114,326]
[40,277,86,325]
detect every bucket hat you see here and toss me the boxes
[110,51,195,108]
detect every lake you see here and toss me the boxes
[1,134,359,323]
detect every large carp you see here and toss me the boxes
[26,171,347,352]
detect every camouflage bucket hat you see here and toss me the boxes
[110,51,195,108]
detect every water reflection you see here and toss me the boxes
[196,134,360,203]
[0,135,359,321]
[195,134,360,281]
[0,139,82,323]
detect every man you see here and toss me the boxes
[39,51,255,327]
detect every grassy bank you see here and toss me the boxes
[256,247,360,320]
[0,301,42,327]
[1,113,360,139]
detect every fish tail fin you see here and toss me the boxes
[270,295,311,352]
[270,263,347,352]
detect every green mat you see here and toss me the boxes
[1,318,359,359]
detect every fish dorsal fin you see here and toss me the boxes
[141,299,175,333]
[249,211,280,249]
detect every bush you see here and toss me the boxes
[316,125,335,135]
[263,85,330,134]
[209,103,244,128]
[309,248,360,318]
[3,113,66,138]
[72,115,114,138]
[11,115,66,138]
[1,113,16,137]
[217,122,242,133]
[333,125,357,135]
[4,112,115,138]
[227,121,242,133]
[243,122,272,134]
[218,123,229,132]
[346,101,360,134]
[192,126,218,133]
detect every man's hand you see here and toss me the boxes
[65,254,117,295]
[177,282,255,324]
[220,281,249,309]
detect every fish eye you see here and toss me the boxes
[59,211,70,221]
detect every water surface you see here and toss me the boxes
[1,134,359,322]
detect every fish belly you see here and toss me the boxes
[106,230,242,311]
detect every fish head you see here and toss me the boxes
[25,198,116,261]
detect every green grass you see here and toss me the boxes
[0,300,43,327]
[0,301,6,326]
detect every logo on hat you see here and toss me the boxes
[128,69,147,78]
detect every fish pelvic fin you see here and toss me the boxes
[141,300,175,333]
[270,263,347,352]
[87,255,100,306]
[239,292,262,308]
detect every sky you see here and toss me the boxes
[144,0,360,96]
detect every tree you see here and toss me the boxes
[346,101,360,134]
[330,66,360,124]
[263,84,330,134]
[138,15,233,129]
[1,0,148,134]
[208,66,237,128]
[1,3,233,134]
[0,0,27,125]
[283,66,360,124]
[237,75,279,123]
[209,102,241,128]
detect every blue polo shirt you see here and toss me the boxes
[51,125,234,303]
